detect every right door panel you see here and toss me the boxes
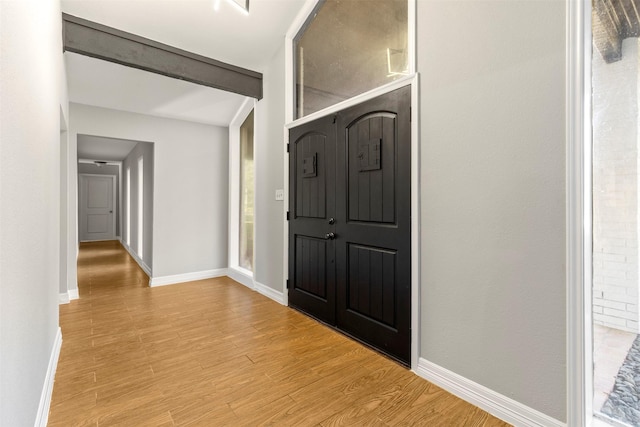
[336,86,412,364]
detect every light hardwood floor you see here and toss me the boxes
[49,241,510,426]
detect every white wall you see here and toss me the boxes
[592,38,640,333]
[68,103,228,280]
[418,1,567,421]
[0,0,68,425]
[254,45,287,292]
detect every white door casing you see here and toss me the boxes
[79,174,116,242]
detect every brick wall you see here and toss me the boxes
[592,38,640,333]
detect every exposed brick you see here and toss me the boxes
[594,298,627,310]
[603,307,638,321]
[594,313,626,327]
[594,238,626,248]
[592,38,639,334]
[602,276,633,287]
[601,254,628,262]
[604,261,637,272]
[601,292,637,304]
[601,269,628,279]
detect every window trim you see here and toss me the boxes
[229,97,257,287]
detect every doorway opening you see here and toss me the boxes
[288,86,412,365]
[77,135,154,278]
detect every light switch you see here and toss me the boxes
[275,189,284,201]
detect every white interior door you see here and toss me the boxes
[79,174,116,242]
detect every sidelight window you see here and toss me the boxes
[239,110,254,271]
[126,167,130,246]
[137,157,143,259]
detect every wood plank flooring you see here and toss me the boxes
[48,241,510,426]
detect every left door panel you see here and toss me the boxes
[288,115,337,325]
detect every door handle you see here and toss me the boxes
[328,217,335,224]
[325,232,336,240]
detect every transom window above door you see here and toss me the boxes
[294,0,409,119]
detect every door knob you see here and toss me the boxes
[328,217,335,224]
[325,232,336,240]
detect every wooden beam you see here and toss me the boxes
[592,0,640,63]
[593,0,623,63]
[62,13,262,99]
[615,0,640,38]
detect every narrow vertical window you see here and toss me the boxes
[137,157,143,259]
[239,110,254,271]
[126,167,131,246]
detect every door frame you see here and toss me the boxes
[78,173,117,242]
[567,0,593,425]
[283,75,420,370]
[283,0,418,370]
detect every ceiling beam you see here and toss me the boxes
[62,13,262,100]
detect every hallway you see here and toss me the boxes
[48,241,508,426]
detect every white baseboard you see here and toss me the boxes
[121,241,151,276]
[415,358,565,427]
[150,268,228,287]
[224,270,285,305]
[59,289,78,304]
[226,268,255,290]
[58,293,70,305]
[35,327,62,427]
[254,281,286,305]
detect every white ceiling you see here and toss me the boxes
[61,0,308,71]
[77,134,140,161]
[62,0,307,161]
[65,52,247,127]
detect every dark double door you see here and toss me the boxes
[288,86,411,365]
